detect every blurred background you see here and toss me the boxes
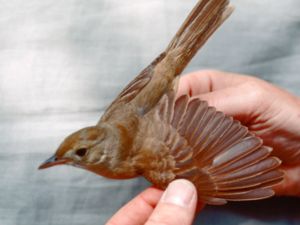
[0,0,299,224]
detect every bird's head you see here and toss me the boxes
[38,125,118,174]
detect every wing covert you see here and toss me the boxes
[100,53,166,122]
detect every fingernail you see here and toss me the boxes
[161,179,196,208]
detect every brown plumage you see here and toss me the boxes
[39,0,284,205]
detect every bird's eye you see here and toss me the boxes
[75,148,87,157]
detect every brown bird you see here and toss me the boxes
[39,0,284,205]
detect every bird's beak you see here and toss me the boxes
[38,155,70,170]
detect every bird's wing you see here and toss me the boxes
[100,53,166,122]
[151,92,284,205]
[101,0,233,122]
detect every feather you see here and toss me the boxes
[150,93,283,204]
[166,0,234,74]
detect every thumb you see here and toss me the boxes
[145,179,197,225]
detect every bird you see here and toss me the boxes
[39,0,284,205]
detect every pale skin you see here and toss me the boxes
[106,180,199,225]
[107,70,300,225]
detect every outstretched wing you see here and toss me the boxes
[100,53,166,122]
[152,93,284,205]
[100,0,234,122]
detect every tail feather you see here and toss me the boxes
[166,0,234,74]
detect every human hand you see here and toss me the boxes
[106,179,201,225]
[178,70,300,197]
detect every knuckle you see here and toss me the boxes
[196,69,224,82]
[242,79,275,113]
[244,80,268,100]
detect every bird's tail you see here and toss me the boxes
[166,0,234,75]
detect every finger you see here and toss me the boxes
[106,187,163,225]
[145,180,197,225]
[197,86,257,121]
[177,70,252,97]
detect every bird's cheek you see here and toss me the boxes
[66,161,86,169]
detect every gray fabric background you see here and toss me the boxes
[0,0,299,224]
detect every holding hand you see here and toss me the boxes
[107,70,300,225]
[106,180,200,225]
[178,70,300,196]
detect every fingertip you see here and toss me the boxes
[160,179,197,208]
[106,187,164,225]
[139,186,164,207]
[178,70,215,97]
[145,180,197,225]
